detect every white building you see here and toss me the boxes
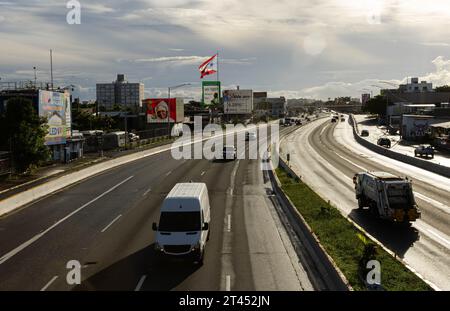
[96,74,144,110]
[399,77,433,93]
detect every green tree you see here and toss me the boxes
[363,95,388,116]
[2,97,50,173]
[112,104,123,111]
[435,85,450,92]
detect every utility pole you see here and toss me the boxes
[124,114,128,149]
[50,49,54,90]
[33,66,37,88]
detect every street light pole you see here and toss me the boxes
[33,66,37,88]
[167,83,191,138]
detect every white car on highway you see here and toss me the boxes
[222,145,237,160]
[152,183,211,265]
[245,131,257,141]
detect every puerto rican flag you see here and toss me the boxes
[199,54,218,78]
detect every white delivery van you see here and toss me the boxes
[152,183,210,264]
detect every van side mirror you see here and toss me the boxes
[202,222,209,231]
[152,222,158,231]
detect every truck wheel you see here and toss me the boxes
[357,198,364,210]
[414,152,417,157]
[369,202,379,217]
[196,249,205,266]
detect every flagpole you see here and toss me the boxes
[217,51,219,82]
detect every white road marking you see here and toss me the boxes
[142,187,152,196]
[227,214,231,232]
[414,192,450,215]
[40,276,58,291]
[201,171,206,176]
[101,214,122,233]
[225,275,231,291]
[165,171,172,176]
[0,176,135,265]
[135,275,147,291]
[320,123,329,136]
[426,229,450,248]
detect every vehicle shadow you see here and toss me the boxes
[73,243,200,291]
[358,118,378,126]
[348,209,419,258]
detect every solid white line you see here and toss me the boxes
[40,276,58,291]
[225,275,231,291]
[201,171,206,176]
[320,123,329,136]
[0,176,134,265]
[142,187,152,196]
[165,171,172,176]
[426,229,450,248]
[414,192,450,215]
[101,214,122,233]
[135,275,147,291]
[227,214,231,232]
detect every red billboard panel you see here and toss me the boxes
[145,98,184,123]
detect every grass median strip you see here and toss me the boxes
[275,167,432,291]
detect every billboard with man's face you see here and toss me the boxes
[38,90,71,145]
[145,98,184,123]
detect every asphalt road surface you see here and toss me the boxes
[282,116,450,290]
[0,126,315,291]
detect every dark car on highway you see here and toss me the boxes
[377,138,391,148]
[415,145,434,159]
[361,130,369,137]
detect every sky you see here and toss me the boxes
[1,0,450,101]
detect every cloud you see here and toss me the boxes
[421,42,450,47]
[135,56,205,65]
[2,1,450,101]
[296,56,450,100]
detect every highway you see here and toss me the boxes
[282,116,450,290]
[0,126,315,291]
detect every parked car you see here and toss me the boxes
[152,183,210,265]
[377,138,391,148]
[128,132,140,142]
[361,130,369,137]
[414,145,434,159]
[331,118,337,123]
[295,120,303,126]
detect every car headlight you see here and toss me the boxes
[155,242,163,251]
[191,242,201,252]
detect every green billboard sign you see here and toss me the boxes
[202,81,221,107]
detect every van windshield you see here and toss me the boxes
[158,211,201,232]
